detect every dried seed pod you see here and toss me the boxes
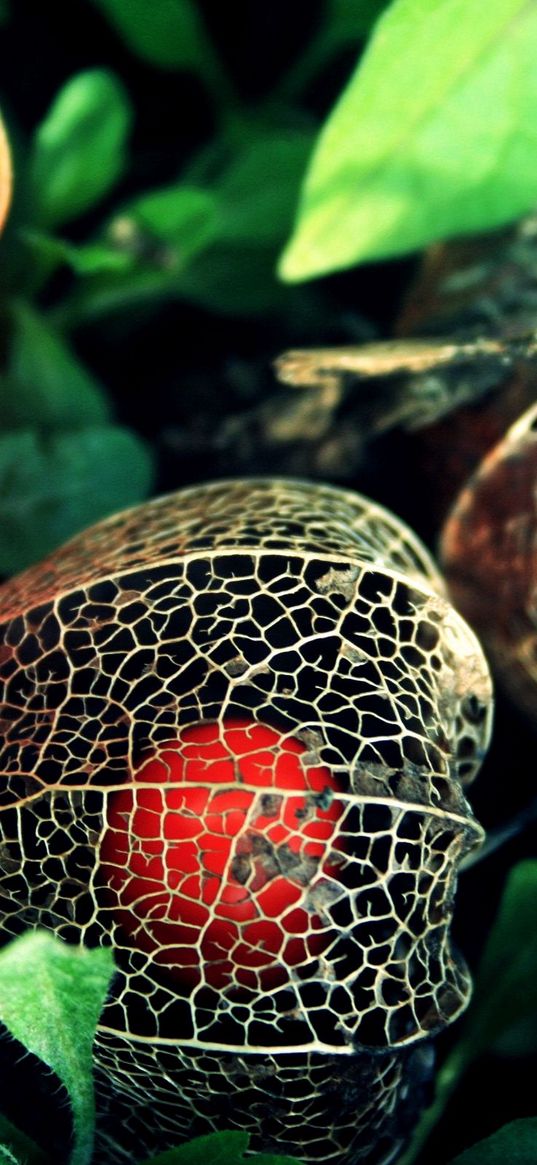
[441,402,537,722]
[0,479,492,1165]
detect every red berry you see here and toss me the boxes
[101,719,343,992]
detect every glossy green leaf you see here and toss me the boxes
[0,933,114,1165]
[0,1116,47,1165]
[30,70,132,227]
[449,1118,537,1164]
[0,424,154,574]
[280,0,537,279]
[141,1130,302,1165]
[0,301,110,430]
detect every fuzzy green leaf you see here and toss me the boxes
[280,0,537,279]
[140,1130,302,1165]
[449,1118,537,1164]
[0,1147,20,1165]
[0,1116,47,1165]
[30,70,132,228]
[0,933,114,1165]
[0,301,110,430]
[0,424,154,574]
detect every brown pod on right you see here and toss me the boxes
[441,402,537,721]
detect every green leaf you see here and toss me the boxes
[399,861,537,1165]
[325,0,389,43]
[176,129,315,314]
[0,425,155,574]
[89,0,234,108]
[30,70,132,228]
[91,0,212,71]
[20,229,133,277]
[458,860,537,1056]
[449,1118,537,1164]
[141,1132,249,1165]
[0,301,110,430]
[111,184,217,259]
[0,1116,47,1165]
[0,1147,20,1165]
[0,933,115,1165]
[213,131,314,247]
[491,1012,537,1058]
[140,1131,302,1165]
[178,243,292,316]
[60,131,314,321]
[280,0,537,280]
[50,186,217,322]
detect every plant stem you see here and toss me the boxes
[397,1045,471,1165]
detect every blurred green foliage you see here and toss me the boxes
[449,1118,537,1164]
[0,1,384,573]
[2,0,536,573]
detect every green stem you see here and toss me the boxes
[397,1045,472,1165]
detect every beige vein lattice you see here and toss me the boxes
[0,479,492,1165]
